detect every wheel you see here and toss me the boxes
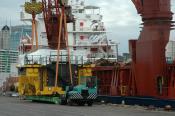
[67,98,73,106]
[60,99,67,105]
[78,101,85,106]
[87,101,93,106]
[54,100,59,104]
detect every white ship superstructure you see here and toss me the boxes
[19,0,118,65]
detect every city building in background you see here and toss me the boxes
[0,25,32,51]
[0,25,10,50]
[20,0,118,65]
[0,50,18,86]
[10,25,32,50]
[0,25,31,87]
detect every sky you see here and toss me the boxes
[0,0,175,53]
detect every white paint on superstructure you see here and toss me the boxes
[20,0,118,63]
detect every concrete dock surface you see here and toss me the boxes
[0,96,174,116]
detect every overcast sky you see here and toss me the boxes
[0,0,175,53]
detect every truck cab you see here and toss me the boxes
[64,76,97,106]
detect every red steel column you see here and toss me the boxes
[131,0,173,97]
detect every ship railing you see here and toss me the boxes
[78,27,105,32]
[87,53,117,62]
[79,27,91,31]
[24,54,90,65]
[24,55,43,65]
[43,54,103,65]
[88,53,117,58]
[24,53,118,66]
[43,55,83,65]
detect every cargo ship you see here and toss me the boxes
[17,0,175,108]
[93,0,175,108]
[17,0,116,104]
[19,0,118,65]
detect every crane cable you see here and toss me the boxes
[55,10,63,87]
[63,12,73,85]
[55,7,73,87]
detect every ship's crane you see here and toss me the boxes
[20,0,97,105]
[41,0,74,86]
[20,0,175,105]
[110,0,175,100]
[24,0,74,86]
[128,0,174,98]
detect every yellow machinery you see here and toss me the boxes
[78,65,94,82]
[59,64,97,106]
[18,0,74,104]
[18,64,65,104]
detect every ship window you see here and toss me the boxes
[80,22,84,26]
[91,48,98,52]
[73,47,76,50]
[80,35,84,40]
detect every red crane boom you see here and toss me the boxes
[42,0,74,86]
[130,0,174,98]
[42,0,73,49]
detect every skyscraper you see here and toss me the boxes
[0,25,10,50]
[0,25,31,86]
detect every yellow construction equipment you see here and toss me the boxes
[18,64,65,104]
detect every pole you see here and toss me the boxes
[55,11,63,87]
[63,12,73,85]
[34,19,39,49]
[31,15,35,49]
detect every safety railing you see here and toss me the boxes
[24,52,118,66]
[24,54,91,66]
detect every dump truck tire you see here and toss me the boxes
[60,99,67,105]
[67,98,73,106]
[78,101,85,106]
[87,101,93,106]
